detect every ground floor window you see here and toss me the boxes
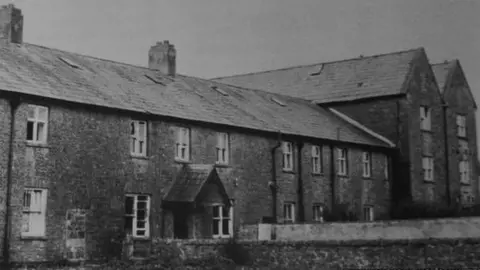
[283,202,296,223]
[212,204,232,238]
[22,188,48,237]
[125,194,151,237]
[363,205,374,221]
[312,203,324,222]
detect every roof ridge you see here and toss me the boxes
[431,60,457,66]
[212,47,424,80]
[23,42,163,73]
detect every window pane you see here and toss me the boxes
[37,107,48,121]
[222,219,230,235]
[27,106,35,119]
[138,122,146,138]
[213,220,219,235]
[26,121,34,140]
[124,216,133,233]
[213,206,219,217]
[37,122,45,142]
[131,122,136,135]
[138,195,148,201]
[136,230,146,236]
[23,191,31,209]
[222,206,229,217]
[125,197,134,215]
[137,221,146,229]
[137,210,146,220]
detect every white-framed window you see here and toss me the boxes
[312,145,323,174]
[312,203,324,222]
[456,114,466,137]
[212,204,233,238]
[26,105,48,144]
[216,132,229,164]
[282,141,294,171]
[420,106,431,131]
[362,152,372,178]
[422,156,434,181]
[175,127,190,161]
[22,188,48,237]
[125,194,150,238]
[283,202,296,223]
[336,148,348,176]
[459,160,471,184]
[363,205,374,221]
[130,120,147,156]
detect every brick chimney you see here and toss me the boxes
[148,40,176,76]
[0,4,23,44]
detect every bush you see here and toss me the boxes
[324,202,359,222]
[223,237,251,265]
[391,200,480,220]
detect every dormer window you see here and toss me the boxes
[456,114,466,137]
[420,106,431,131]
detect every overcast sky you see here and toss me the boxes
[8,0,480,141]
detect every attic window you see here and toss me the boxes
[211,85,228,96]
[271,96,286,107]
[59,57,81,69]
[309,64,324,76]
[145,75,166,86]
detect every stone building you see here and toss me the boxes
[0,4,396,263]
[215,48,479,208]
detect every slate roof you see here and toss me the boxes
[213,48,422,104]
[164,164,228,203]
[0,42,392,147]
[432,61,455,93]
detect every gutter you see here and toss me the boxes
[329,145,336,210]
[442,104,451,205]
[297,142,305,222]
[3,97,19,265]
[269,132,282,223]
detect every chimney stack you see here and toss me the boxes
[0,4,23,44]
[148,40,176,76]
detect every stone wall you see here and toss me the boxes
[241,217,480,241]
[155,238,480,268]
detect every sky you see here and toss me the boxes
[5,0,480,139]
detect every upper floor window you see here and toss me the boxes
[456,114,466,137]
[362,152,372,178]
[27,105,48,144]
[283,202,296,223]
[22,188,48,237]
[212,204,233,238]
[336,148,348,176]
[175,127,190,161]
[125,194,150,238]
[422,156,434,181]
[459,160,471,184]
[420,106,431,131]
[312,145,323,174]
[130,120,147,156]
[312,203,324,222]
[216,132,229,165]
[282,141,294,171]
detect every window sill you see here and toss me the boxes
[212,235,232,239]
[25,142,49,148]
[423,180,435,184]
[337,174,349,178]
[21,235,47,241]
[312,172,324,176]
[214,163,230,168]
[174,158,191,164]
[460,181,471,186]
[362,176,372,180]
[420,129,433,133]
[132,236,150,241]
[282,169,295,174]
[130,154,149,160]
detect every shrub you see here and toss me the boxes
[223,237,251,265]
[324,202,359,222]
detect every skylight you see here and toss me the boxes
[271,96,286,107]
[309,64,324,76]
[145,74,166,86]
[211,85,228,96]
[59,57,81,69]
